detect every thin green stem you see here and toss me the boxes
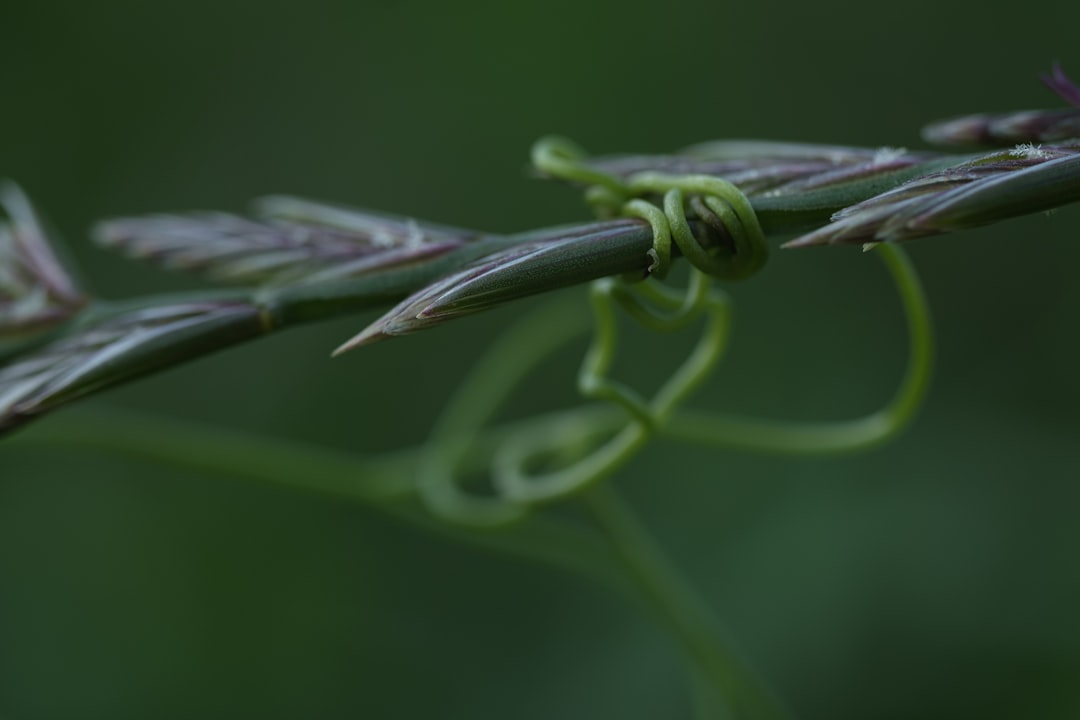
[583,484,790,720]
[663,243,932,454]
[4,409,626,588]
[4,239,932,720]
[7,408,414,501]
[416,291,593,526]
[493,272,732,505]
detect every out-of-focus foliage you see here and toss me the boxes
[1,2,1079,719]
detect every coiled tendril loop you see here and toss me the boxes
[532,136,770,282]
[417,138,754,525]
[417,136,930,529]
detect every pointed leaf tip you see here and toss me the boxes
[783,144,1080,247]
[0,181,87,338]
[331,329,386,356]
[330,219,657,347]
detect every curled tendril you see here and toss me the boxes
[493,271,732,507]
[416,263,732,525]
[415,138,932,527]
[531,136,629,203]
[531,136,770,283]
[417,244,932,527]
[417,133,748,525]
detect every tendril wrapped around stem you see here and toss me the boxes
[413,137,933,530]
[532,136,770,282]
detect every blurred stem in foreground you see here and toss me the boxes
[6,240,930,720]
[9,65,1078,717]
[585,485,788,720]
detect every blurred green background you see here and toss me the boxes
[2,1,1080,718]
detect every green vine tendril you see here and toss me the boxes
[417,136,933,531]
[7,134,937,720]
